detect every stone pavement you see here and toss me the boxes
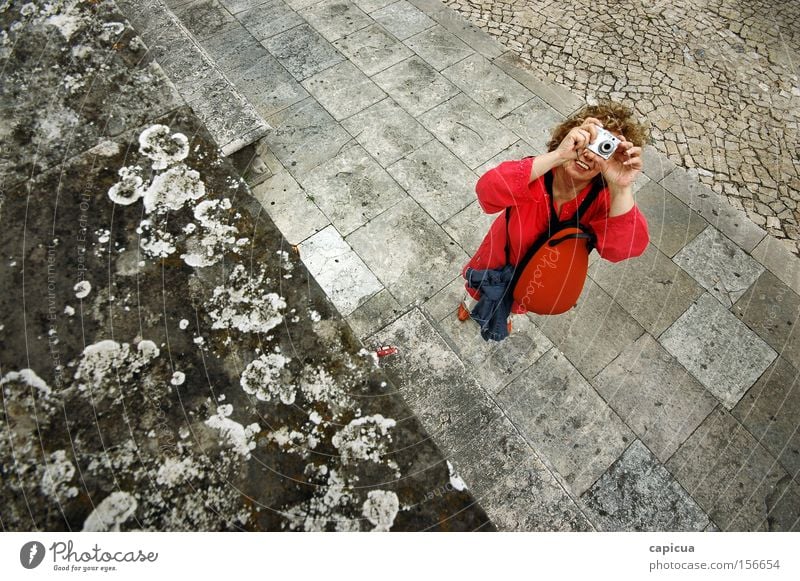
[124,0,800,530]
[443,0,800,256]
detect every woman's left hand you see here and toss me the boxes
[597,139,643,189]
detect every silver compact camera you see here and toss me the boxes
[586,127,620,160]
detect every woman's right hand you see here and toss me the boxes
[554,117,604,163]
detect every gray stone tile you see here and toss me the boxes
[236,0,305,40]
[299,0,373,42]
[419,1,504,59]
[332,24,413,76]
[442,54,534,118]
[581,440,710,531]
[353,0,395,12]
[262,24,345,81]
[667,407,800,531]
[752,234,800,297]
[499,96,565,152]
[299,225,384,316]
[422,275,467,322]
[635,181,707,258]
[492,51,583,117]
[264,98,353,175]
[346,197,470,306]
[371,309,498,430]
[200,23,270,74]
[386,140,476,223]
[341,98,433,167]
[285,0,324,8]
[419,93,518,169]
[251,170,330,244]
[174,0,236,41]
[661,168,766,254]
[435,310,552,394]
[733,357,800,482]
[592,334,717,462]
[220,0,274,13]
[659,293,777,410]
[732,269,800,372]
[372,56,460,117]
[475,140,539,175]
[442,200,498,256]
[468,426,593,531]
[226,55,310,118]
[642,144,677,183]
[405,25,474,71]
[372,0,436,40]
[674,226,764,308]
[529,278,645,380]
[301,61,386,121]
[588,244,705,337]
[298,143,406,235]
[345,289,405,340]
[497,348,634,495]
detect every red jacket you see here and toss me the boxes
[463,157,649,312]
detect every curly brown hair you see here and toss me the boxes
[546,101,650,152]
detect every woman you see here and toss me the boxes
[460,101,650,326]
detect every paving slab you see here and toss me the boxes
[386,139,476,223]
[660,293,778,410]
[341,98,433,167]
[475,140,538,175]
[299,225,384,315]
[422,275,469,322]
[581,440,710,531]
[372,0,437,40]
[661,168,766,254]
[634,181,707,258]
[236,0,305,40]
[332,24,414,76]
[674,225,764,308]
[174,0,237,41]
[442,200,498,255]
[592,334,717,463]
[299,0,373,42]
[588,244,704,337]
[251,170,330,244]
[301,60,387,121]
[200,22,270,72]
[345,288,404,340]
[404,25,474,71]
[492,51,584,117]
[419,93,518,169]
[346,197,469,306]
[411,0,504,59]
[498,97,565,152]
[262,24,345,81]
[441,54,533,118]
[529,278,645,380]
[732,269,800,372]
[353,0,396,12]
[752,234,800,297]
[732,357,800,482]
[223,54,310,119]
[667,408,800,531]
[220,0,275,13]
[372,56,460,117]
[434,311,552,394]
[298,143,407,235]
[641,144,677,183]
[264,98,353,175]
[497,348,634,495]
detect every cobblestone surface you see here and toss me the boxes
[442,0,800,254]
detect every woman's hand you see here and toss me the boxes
[554,117,604,164]
[597,139,643,189]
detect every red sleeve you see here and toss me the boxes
[589,201,650,263]
[475,157,543,214]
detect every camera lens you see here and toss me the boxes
[599,140,613,153]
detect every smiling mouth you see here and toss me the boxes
[575,160,591,171]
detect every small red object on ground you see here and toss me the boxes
[375,346,398,358]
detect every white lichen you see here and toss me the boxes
[108,166,144,206]
[40,450,78,500]
[240,352,293,404]
[447,460,467,492]
[82,491,138,532]
[73,280,91,299]
[204,404,260,459]
[362,490,399,532]
[142,164,205,214]
[207,265,286,334]
[331,415,396,466]
[138,125,189,171]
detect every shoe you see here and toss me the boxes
[507,319,513,334]
[457,302,470,321]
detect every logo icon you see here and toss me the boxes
[20,541,46,569]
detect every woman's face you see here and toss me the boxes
[560,127,624,185]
